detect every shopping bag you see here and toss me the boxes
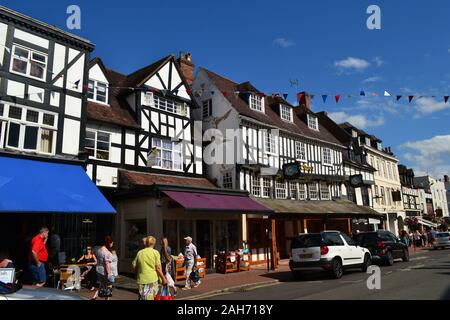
[155,285,173,301]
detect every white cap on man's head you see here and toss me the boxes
[184,236,192,242]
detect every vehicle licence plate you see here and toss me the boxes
[300,253,313,259]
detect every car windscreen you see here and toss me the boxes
[436,233,450,238]
[291,234,323,249]
[354,233,377,247]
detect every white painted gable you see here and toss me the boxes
[144,60,191,101]
[89,63,109,84]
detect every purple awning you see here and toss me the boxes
[162,191,272,213]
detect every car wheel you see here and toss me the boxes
[385,251,394,266]
[361,254,371,272]
[330,258,343,279]
[402,248,409,262]
[292,271,302,280]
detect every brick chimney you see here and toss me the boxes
[177,51,194,86]
[298,91,310,110]
[445,175,449,182]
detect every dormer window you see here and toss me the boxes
[351,130,358,138]
[307,114,318,130]
[365,137,371,146]
[377,142,382,151]
[249,94,263,112]
[88,79,108,104]
[280,104,293,122]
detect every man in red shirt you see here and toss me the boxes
[29,227,49,287]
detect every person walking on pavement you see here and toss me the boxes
[133,236,167,300]
[92,236,115,300]
[182,236,200,290]
[429,228,437,247]
[29,227,49,287]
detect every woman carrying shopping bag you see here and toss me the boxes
[133,236,167,300]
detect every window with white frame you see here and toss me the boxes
[10,44,47,81]
[85,130,111,161]
[295,141,306,161]
[275,181,287,199]
[0,105,56,154]
[380,187,385,205]
[249,94,263,112]
[222,172,233,189]
[262,177,271,198]
[322,148,332,165]
[289,182,297,199]
[298,184,307,200]
[88,80,108,104]
[153,95,188,117]
[151,138,183,170]
[265,131,276,154]
[308,183,319,200]
[320,182,331,200]
[202,99,212,118]
[307,114,318,130]
[252,176,261,197]
[280,105,292,122]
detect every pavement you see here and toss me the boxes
[77,246,435,300]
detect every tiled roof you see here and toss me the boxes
[123,55,173,88]
[118,169,217,189]
[202,68,344,147]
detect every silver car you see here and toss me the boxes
[0,283,87,300]
[433,232,450,249]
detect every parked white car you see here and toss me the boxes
[289,231,372,279]
[0,283,86,300]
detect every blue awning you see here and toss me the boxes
[0,156,115,214]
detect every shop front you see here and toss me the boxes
[114,170,272,273]
[251,198,384,261]
[0,155,116,269]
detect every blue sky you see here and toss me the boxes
[3,0,450,178]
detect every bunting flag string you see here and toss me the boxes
[445,96,449,103]
[335,95,341,103]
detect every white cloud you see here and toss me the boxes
[400,135,450,178]
[328,111,385,129]
[414,96,450,116]
[363,76,383,83]
[334,57,371,72]
[373,56,384,67]
[273,38,295,48]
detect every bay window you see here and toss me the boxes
[153,95,188,117]
[11,45,47,80]
[152,138,183,170]
[0,105,56,154]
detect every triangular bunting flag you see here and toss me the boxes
[283,93,288,100]
[233,91,239,98]
[173,89,179,95]
[347,94,352,99]
[371,92,378,96]
[445,96,449,103]
[82,84,89,93]
[408,96,414,103]
[142,87,148,93]
[384,91,391,97]
[360,90,365,96]
[186,88,192,95]
[37,92,43,101]
[258,92,265,98]
[335,95,341,103]
[73,79,80,89]
[396,95,402,101]
[210,91,215,95]
[310,94,315,100]
[161,90,168,96]
[222,91,228,97]
[322,95,328,103]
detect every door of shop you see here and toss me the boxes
[196,220,213,268]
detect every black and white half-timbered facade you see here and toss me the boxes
[0,6,115,268]
[192,69,381,264]
[317,114,385,232]
[86,54,270,271]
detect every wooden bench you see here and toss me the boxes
[175,258,207,281]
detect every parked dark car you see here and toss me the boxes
[354,231,409,266]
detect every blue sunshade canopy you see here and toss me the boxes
[0,156,115,214]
